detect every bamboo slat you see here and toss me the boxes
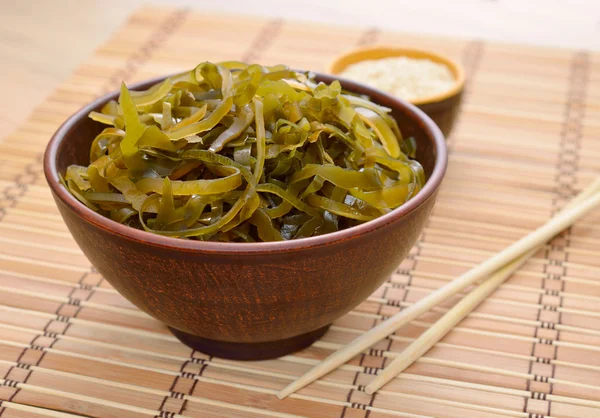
[0,5,599,418]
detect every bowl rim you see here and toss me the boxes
[44,72,447,255]
[327,45,466,106]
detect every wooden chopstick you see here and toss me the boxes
[365,178,600,393]
[361,250,527,394]
[278,178,600,399]
[364,178,600,393]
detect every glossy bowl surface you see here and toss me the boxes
[44,73,447,360]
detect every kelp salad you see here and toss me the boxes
[61,61,425,242]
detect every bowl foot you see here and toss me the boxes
[168,324,331,361]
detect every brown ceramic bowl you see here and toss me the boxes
[44,73,447,360]
[328,46,465,137]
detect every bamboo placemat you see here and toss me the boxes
[1,5,599,418]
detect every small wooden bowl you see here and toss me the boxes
[328,46,465,137]
[44,73,447,361]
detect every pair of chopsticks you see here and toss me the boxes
[278,177,600,399]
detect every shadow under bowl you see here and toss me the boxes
[43,73,447,360]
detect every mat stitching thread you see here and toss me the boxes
[0,13,596,417]
[174,378,199,415]
[62,9,190,300]
[155,354,208,418]
[339,27,382,418]
[156,17,285,418]
[0,319,54,412]
[320,346,557,407]
[241,19,283,64]
[72,272,98,315]
[342,38,486,418]
[0,347,27,413]
[0,158,44,417]
[92,7,198,411]
[546,50,589,418]
[356,28,380,47]
[0,10,188,416]
[392,40,485,350]
[14,8,191,309]
[0,157,42,224]
[523,49,589,418]
[29,271,96,360]
[437,39,561,418]
[375,292,580,325]
[0,273,92,406]
[101,8,190,95]
[373,293,586,337]
[152,15,284,418]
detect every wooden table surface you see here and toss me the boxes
[1,0,599,140]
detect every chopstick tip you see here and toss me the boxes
[277,388,290,399]
[364,384,378,395]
